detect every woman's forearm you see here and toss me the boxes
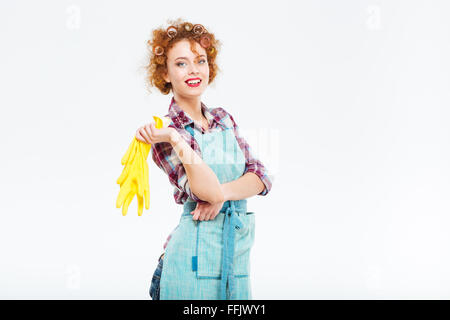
[221,172,265,201]
[170,131,224,204]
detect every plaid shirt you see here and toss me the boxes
[151,97,273,250]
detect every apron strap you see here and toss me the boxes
[185,124,194,137]
[220,201,244,300]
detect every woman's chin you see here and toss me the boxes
[178,88,206,97]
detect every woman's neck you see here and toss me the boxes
[173,94,204,122]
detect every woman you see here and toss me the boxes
[136,18,273,300]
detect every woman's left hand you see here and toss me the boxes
[136,122,176,145]
[191,200,224,221]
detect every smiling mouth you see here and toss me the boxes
[185,79,202,87]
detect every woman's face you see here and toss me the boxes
[163,39,210,98]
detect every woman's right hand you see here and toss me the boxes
[191,200,225,221]
[136,122,177,145]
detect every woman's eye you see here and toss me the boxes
[176,59,207,67]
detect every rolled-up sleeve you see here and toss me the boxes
[225,110,273,196]
[151,140,202,202]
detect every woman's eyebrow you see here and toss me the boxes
[175,55,206,61]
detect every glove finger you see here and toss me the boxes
[137,193,144,216]
[153,116,171,129]
[116,178,132,208]
[118,141,139,185]
[117,161,132,185]
[116,185,127,208]
[153,116,163,129]
[123,181,138,215]
[122,190,134,216]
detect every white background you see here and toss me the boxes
[1,0,449,299]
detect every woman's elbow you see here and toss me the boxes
[199,189,224,205]
[209,192,225,205]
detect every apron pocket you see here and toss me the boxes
[196,212,255,279]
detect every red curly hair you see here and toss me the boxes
[144,18,222,95]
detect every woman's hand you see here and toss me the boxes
[136,122,177,145]
[191,200,225,221]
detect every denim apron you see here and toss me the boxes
[159,124,256,300]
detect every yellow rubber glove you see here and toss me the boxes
[116,116,171,216]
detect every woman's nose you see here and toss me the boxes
[189,65,199,74]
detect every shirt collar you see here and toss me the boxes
[167,96,216,130]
